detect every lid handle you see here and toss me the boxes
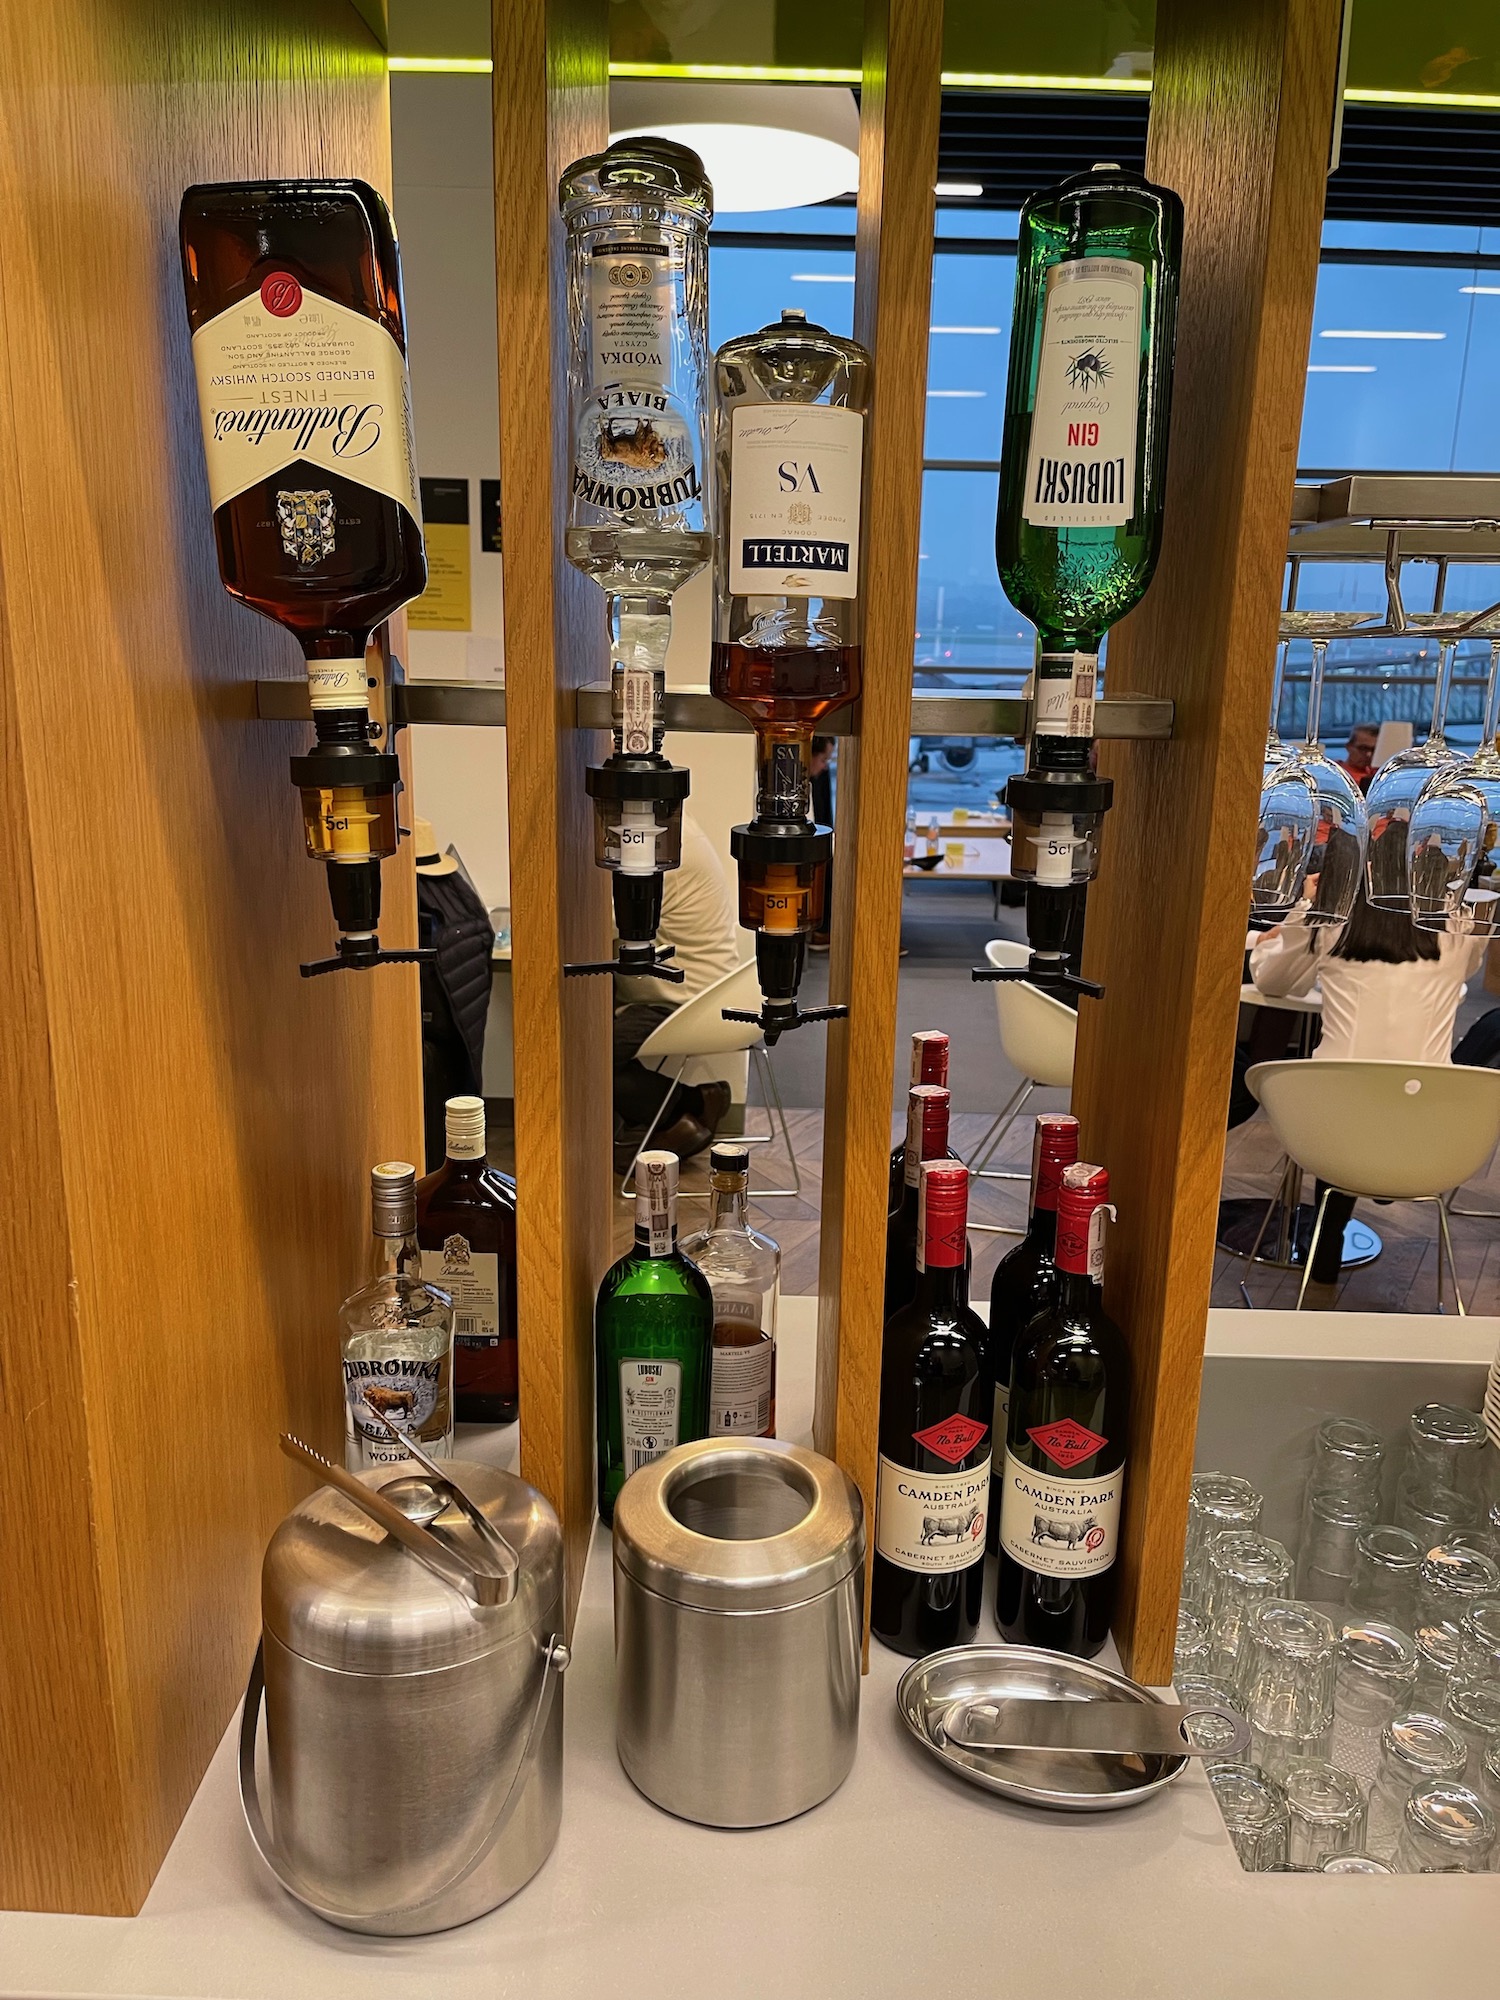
[279,1433,517,1608]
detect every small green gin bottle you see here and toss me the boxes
[595,1150,714,1523]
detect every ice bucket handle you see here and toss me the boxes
[237,1628,569,1926]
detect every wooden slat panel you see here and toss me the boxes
[1071,0,1348,1682]
[492,0,610,1628]
[814,0,944,1652]
[0,0,419,1915]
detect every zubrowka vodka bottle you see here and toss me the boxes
[340,1163,455,1472]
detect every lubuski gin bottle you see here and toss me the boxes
[996,163,1182,765]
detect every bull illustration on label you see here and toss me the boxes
[361,1384,417,1421]
[276,487,336,567]
[920,1506,983,1546]
[600,416,670,475]
[1031,1511,1103,1552]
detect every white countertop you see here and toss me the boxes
[3,1303,1494,1999]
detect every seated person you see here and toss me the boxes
[1245,879,1486,1282]
[1334,722,1379,794]
[612,811,741,1170]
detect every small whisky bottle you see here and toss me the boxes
[680,1142,780,1438]
[339,1162,455,1472]
[416,1096,519,1426]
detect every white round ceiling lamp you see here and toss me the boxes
[609,81,860,214]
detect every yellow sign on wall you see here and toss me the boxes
[410,477,472,632]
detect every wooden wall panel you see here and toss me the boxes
[1071,0,1347,1682]
[814,0,944,1650]
[492,0,610,1628]
[0,0,420,1916]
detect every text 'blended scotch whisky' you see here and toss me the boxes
[179,180,428,975]
[416,1095,519,1425]
[989,163,1181,997]
[339,1162,455,1473]
[559,139,713,983]
[711,310,871,1040]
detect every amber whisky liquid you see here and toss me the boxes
[710,639,862,728]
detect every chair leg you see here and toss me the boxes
[968,1078,1035,1179]
[1295,1185,1337,1311]
[1435,1197,1468,1316]
[617,1059,686,1199]
[736,1046,801,1200]
[1241,1158,1291,1271]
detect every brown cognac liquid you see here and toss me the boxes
[179,180,426,660]
[415,1100,519,1427]
[710,640,862,728]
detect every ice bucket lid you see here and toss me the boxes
[612,1438,865,1612]
[264,1459,563,1673]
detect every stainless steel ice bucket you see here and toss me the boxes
[612,1436,865,1826]
[239,1444,567,1935]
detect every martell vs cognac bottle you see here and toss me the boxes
[179,180,428,974]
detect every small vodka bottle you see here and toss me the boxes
[680,1143,780,1438]
[339,1162,455,1472]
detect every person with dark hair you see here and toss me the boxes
[1247,879,1487,1281]
[1335,723,1379,793]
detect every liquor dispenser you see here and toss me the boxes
[558,139,713,984]
[711,310,870,1040]
[975,164,1182,1003]
[179,179,433,978]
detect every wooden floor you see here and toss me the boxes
[600,1105,1500,1315]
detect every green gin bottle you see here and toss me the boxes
[595,1150,714,1523]
[996,162,1182,770]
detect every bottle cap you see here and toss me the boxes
[1056,1162,1112,1279]
[911,1029,949,1086]
[371,1161,417,1237]
[445,1095,486,1160]
[1032,1113,1081,1211]
[904,1085,950,1187]
[918,1160,969,1270]
[635,1150,679,1254]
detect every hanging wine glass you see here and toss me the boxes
[1410,638,1500,938]
[1252,642,1318,913]
[1285,637,1369,928]
[1365,638,1462,908]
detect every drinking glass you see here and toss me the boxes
[1406,1404,1490,1504]
[1480,1739,1500,1822]
[1282,1760,1366,1870]
[1414,1622,1462,1709]
[1393,1473,1475,1549]
[1208,1762,1289,1873]
[1203,1532,1295,1687]
[1365,1712,1469,1859]
[1442,1678,1500,1783]
[1365,638,1461,909]
[1321,1852,1395,1874]
[1184,1473,1263,1599]
[1174,1604,1212,1679]
[1396,1781,1496,1873]
[1253,644,1318,914]
[1410,642,1500,936]
[1296,1490,1377,1609]
[1305,1416,1385,1508]
[1333,1620,1420,1786]
[1416,1543,1500,1634]
[1457,1599,1500,1682]
[1347,1524,1424,1628]
[1244,1599,1337,1779]
[1287,640,1369,929]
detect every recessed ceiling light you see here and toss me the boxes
[931,325,1002,335]
[935,181,984,198]
[927,389,986,398]
[1318,329,1445,340]
[611,82,859,213]
[1308,364,1376,373]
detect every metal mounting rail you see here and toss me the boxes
[254,679,1175,741]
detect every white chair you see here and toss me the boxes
[1246,1059,1500,1312]
[620,959,801,1199]
[967,939,1078,1230]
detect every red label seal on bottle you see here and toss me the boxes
[259,271,303,317]
[1028,1416,1108,1469]
[913,1412,989,1465]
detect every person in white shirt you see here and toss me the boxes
[1248,881,1486,1280]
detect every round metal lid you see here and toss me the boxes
[263,1459,563,1674]
[612,1437,864,1612]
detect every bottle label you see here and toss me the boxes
[620,1358,683,1475]
[429,1238,500,1349]
[636,1157,676,1257]
[709,1333,775,1435]
[728,404,864,600]
[876,1454,991,1573]
[306,655,371,713]
[998,1447,1124,1579]
[190,279,420,521]
[1032,652,1098,740]
[590,244,677,380]
[1022,255,1143,531]
[344,1354,446,1462]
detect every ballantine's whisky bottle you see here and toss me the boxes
[179,180,428,973]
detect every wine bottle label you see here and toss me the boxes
[1022,255,1143,530]
[620,1358,683,1475]
[428,1237,500,1349]
[190,278,420,521]
[998,1447,1124,1579]
[727,404,863,599]
[876,1454,991,1573]
[709,1335,774,1435]
[344,1355,447,1461]
[1032,652,1098,740]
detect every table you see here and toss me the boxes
[903,836,1013,918]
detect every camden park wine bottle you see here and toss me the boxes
[884,1084,965,1326]
[996,1162,1128,1658]
[888,1030,950,1212]
[996,163,1181,764]
[872,1162,993,1658]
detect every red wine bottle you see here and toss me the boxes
[985,1113,1079,1553]
[872,1162,993,1657]
[995,1162,1128,1658]
[884,1084,961,1325]
[888,1030,950,1211]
